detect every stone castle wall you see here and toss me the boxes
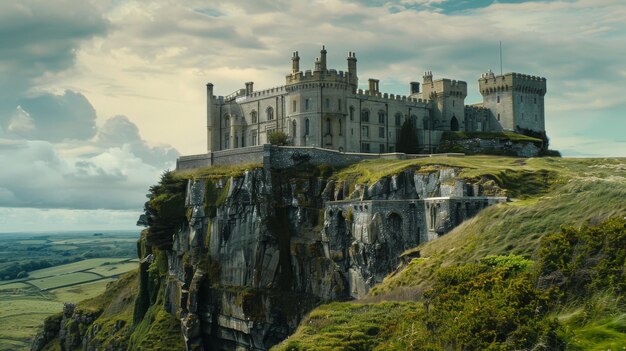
[176,144,464,171]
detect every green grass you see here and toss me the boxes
[28,258,130,279]
[273,301,420,351]
[176,162,263,180]
[0,282,30,290]
[441,131,544,143]
[29,272,103,290]
[564,314,626,350]
[51,279,116,303]
[86,261,138,277]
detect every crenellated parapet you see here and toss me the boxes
[286,69,351,86]
[353,89,430,107]
[479,71,547,96]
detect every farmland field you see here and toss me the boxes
[0,230,138,351]
[27,258,130,279]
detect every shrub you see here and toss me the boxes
[268,130,290,146]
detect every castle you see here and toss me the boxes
[205,46,546,154]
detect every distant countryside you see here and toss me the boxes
[0,231,139,351]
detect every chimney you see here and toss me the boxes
[245,82,254,95]
[368,78,379,95]
[347,52,358,93]
[291,51,300,74]
[410,81,420,94]
[320,45,327,71]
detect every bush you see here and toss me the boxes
[268,130,290,146]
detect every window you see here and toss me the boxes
[497,113,500,121]
[423,118,429,130]
[535,114,537,121]
[379,144,385,153]
[267,107,274,120]
[292,100,296,113]
[395,113,401,126]
[305,118,310,136]
[325,98,330,109]
[351,128,354,136]
[292,120,297,138]
[379,127,385,138]
[452,100,455,107]
[349,106,355,121]
[224,133,230,149]
[497,96,500,103]
[361,109,369,122]
[326,118,331,134]
[534,97,537,104]
[338,99,342,111]
[362,126,369,138]
[521,96,523,102]
[224,115,230,128]
[251,131,257,146]
[339,119,343,136]
[251,111,257,124]
[378,111,385,124]
[361,143,370,152]
[305,99,310,110]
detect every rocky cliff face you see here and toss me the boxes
[34,163,505,351]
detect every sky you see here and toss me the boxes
[0,0,624,232]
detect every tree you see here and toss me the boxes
[268,130,290,146]
[396,119,419,154]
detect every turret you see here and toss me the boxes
[291,51,300,74]
[347,51,358,93]
[206,83,218,152]
[320,45,327,71]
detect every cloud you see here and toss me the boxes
[0,136,177,210]
[0,0,107,107]
[5,90,98,141]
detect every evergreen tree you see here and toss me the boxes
[396,119,419,154]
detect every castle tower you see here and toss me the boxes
[420,72,467,131]
[347,51,358,93]
[479,71,547,132]
[206,83,219,152]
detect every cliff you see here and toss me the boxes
[32,156,626,350]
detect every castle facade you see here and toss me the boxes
[205,46,546,154]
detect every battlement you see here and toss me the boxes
[286,68,351,85]
[220,85,286,103]
[479,71,546,96]
[353,89,429,106]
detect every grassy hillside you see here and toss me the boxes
[274,156,626,350]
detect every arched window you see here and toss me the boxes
[291,120,297,138]
[497,96,500,103]
[378,111,385,124]
[361,109,369,122]
[395,113,402,126]
[338,119,343,136]
[305,118,310,136]
[450,116,459,131]
[349,106,355,121]
[266,107,274,121]
[326,118,331,134]
[251,111,257,124]
[224,115,230,128]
